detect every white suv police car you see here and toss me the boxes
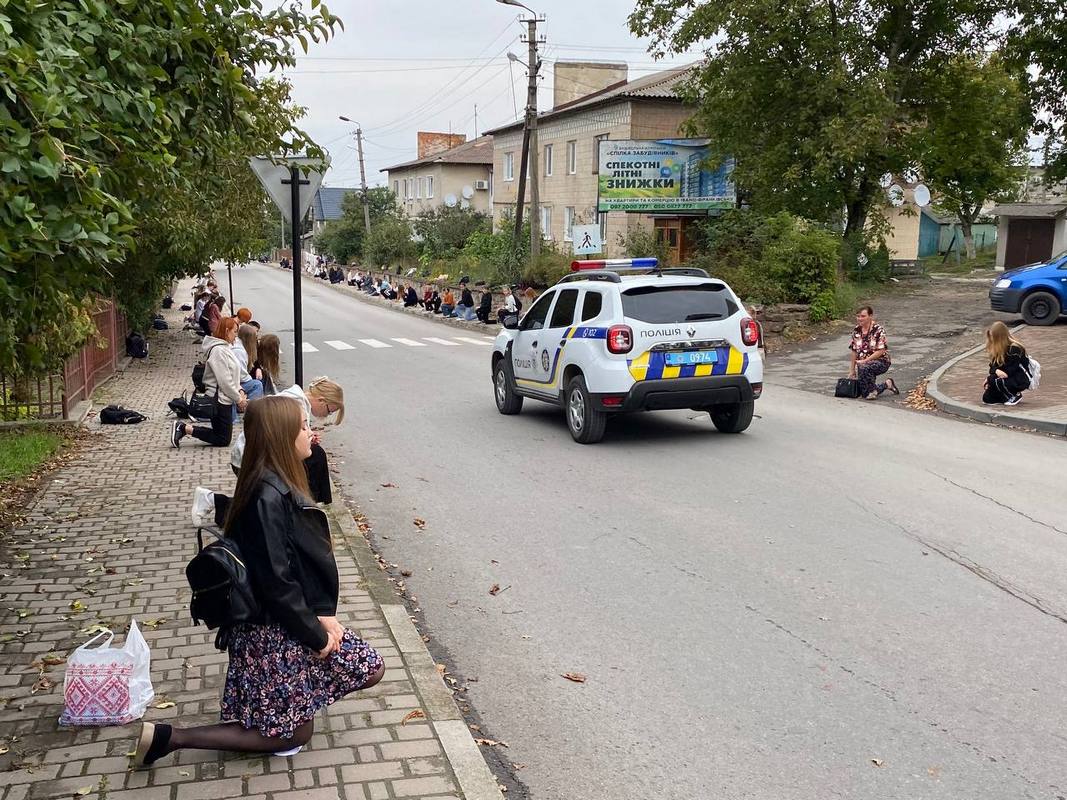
[491,259,764,443]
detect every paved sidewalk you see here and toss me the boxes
[929,324,1067,435]
[0,293,501,800]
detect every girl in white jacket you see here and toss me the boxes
[171,318,246,448]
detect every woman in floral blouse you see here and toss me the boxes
[848,306,899,400]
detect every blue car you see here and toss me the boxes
[989,249,1067,325]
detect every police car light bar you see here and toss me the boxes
[570,258,659,272]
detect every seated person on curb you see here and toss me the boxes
[137,395,384,768]
[201,295,226,335]
[172,318,246,448]
[231,376,345,505]
[451,283,476,321]
[848,305,898,400]
[497,287,518,324]
[476,285,494,324]
[379,279,395,300]
[420,285,434,310]
[191,292,210,329]
[254,334,282,396]
[983,321,1031,406]
[403,286,419,308]
[234,323,265,406]
[439,288,455,317]
[235,307,253,325]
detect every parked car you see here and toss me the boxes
[989,249,1067,325]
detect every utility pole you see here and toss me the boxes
[340,116,372,233]
[506,7,543,264]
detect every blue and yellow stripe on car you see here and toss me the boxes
[628,347,748,381]
[514,326,607,391]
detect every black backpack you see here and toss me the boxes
[162,296,173,309]
[186,523,261,646]
[152,318,168,330]
[99,405,146,424]
[191,342,225,391]
[167,393,191,419]
[125,331,148,358]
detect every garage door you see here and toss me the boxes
[1005,218,1055,269]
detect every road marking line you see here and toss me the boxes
[301,342,319,353]
[454,337,493,346]
[423,337,461,346]
[324,340,355,350]
[392,338,427,347]
[358,339,391,348]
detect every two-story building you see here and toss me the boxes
[485,62,704,262]
[382,132,494,216]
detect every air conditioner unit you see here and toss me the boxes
[473,180,489,190]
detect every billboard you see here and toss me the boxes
[597,139,735,213]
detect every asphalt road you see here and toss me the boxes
[229,263,1067,800]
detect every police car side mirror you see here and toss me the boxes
[502,314,520,330]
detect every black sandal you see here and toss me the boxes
[134,722,172,768]
[885,378,900,395]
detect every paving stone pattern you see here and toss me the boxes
[0,294,460,800]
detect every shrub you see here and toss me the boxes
[522,248,572,288]
[363,217,418,268]
[618,225,672,266]
[413,207,491,261]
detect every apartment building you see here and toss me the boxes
[382,133,494,216]
[486,62,700,262]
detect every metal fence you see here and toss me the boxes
[0,300,126,422]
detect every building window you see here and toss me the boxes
[564,206,575,241]
[567,140,576,174]
[544,144,553,177]
[427,176,434,198]
[402,179,407,199]
[599,211,608,242]
[540,206,552,239]
[393,180,399,196]
[593,134,609,174]
[504,152,514,181]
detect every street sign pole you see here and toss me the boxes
[284,166,309,387]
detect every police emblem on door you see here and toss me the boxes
[541,349,550,372]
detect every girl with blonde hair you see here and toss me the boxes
[983,321,1031,406]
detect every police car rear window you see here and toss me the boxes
[621,284,737,323]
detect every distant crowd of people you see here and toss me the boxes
[175,274,345,505]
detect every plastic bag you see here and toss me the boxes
[192,486,216,528]
[59,620,154,727]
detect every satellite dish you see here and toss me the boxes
[879,173,893,189]
[461,185,474,200]
[902,169,919,184]
[913,184,931,207]
[888,184,905,207]
[444,193,458,208]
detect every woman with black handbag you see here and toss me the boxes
[848,306,899,400]
[137,396,384,766]
[171,318,246,448]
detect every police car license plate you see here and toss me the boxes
[664,351,717,367]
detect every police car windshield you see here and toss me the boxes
[621,283,737,324]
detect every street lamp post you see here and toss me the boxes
[497,0,543,264]
[339,116,373,233]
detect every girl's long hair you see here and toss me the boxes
[213,316,238,341]
[985,321,1024,366]
[224,396,311,535]
[237,323,258,366]
[257,334,281,382]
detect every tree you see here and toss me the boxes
[0,0,341,374]
[629,0,1006,267]
[363,217,418,268]
[920,55,1031,258]
[412,207,491,261]
[314,187,401,264]
[1013,0,1067,182]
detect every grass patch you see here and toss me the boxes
[920,249,997,275]
[0,429,65,482]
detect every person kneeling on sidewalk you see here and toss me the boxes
[982,321,1030,406]
[231,377,345,505]
[173,319,247,448]
[137,395,383,767]
[848,305,898,400]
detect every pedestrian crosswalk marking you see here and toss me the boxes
[358,339,391,349]
[392,338,427,347]
[454,337,492,346]
[301,342,319,353]
[324,340,354,350]
[424,337,460,346]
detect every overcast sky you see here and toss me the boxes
[274,0,701,188]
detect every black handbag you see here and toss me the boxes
[835,378,860,398]
[188,389,219,420]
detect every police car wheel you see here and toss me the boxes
[565,376,606,444]
[494,362,523,415]
[709,400,754,434]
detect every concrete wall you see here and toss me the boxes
[553,62,627,109]
[387,162,493,216]
[880,205,921,261]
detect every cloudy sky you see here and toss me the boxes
[274,0,702,188]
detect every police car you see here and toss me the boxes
[491,258,764,443]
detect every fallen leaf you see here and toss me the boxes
[469,723,481,732]
[400,569,412,577]
[871,758,885,767]
[380,482,398,488]
[413,517,426,530]
[561,672,587,683]
[40,653,65,667]
[31,675,56,694]
[153,700,176,709]
[488,583,501,596]
[74,787,93,796]
[69,600,87,613]
[400,709,425,726]
[511,762,527,770]
[16,608,32,619]
[435,663,446,674]
[0,745,8,755]
[178,770,190,776]
[142,618,167,629]
[475,738,509,748]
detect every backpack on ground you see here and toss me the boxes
[191,342,226,392]
[167,393,191,419]
[162,296,173,309]
[99,405,147,424]
[1024,355,1041,390]
[152,318,168,330]
[125,332,148,359]
[186,521,260,648]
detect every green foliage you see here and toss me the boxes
[690,211,839,313]
[0,0,342,375]
[413,207,492,261]
[618,226,672,266]
[521,247,572,289]
[460,227,527,284]
[363,216,417,267]
[315,219,364,265]
[0,429,63,477]
[315,188,402,264]
[1014,0,1067,181]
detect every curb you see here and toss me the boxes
[926,326,1067,437]
[325,501,504,800]
[270,263,503,337]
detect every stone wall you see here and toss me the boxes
[752,303,811,335]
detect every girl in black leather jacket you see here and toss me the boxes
[983,321,1031,406]
[136,396,384,766]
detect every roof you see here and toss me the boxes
[485,64,697,136]
[990,203,1067,218]
[313,187,359,222]
[381,135,494,173]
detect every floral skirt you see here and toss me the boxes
[221,623,383,738]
